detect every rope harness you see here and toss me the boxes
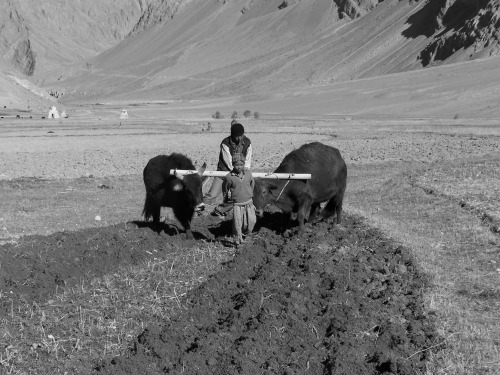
[274,180,290,203]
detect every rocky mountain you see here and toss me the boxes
[1,0,499,106]
[0,55,57,111]
[0,0,151,78]
[128,0,192,36]
[418,0,500,65]
[0,0,151,109]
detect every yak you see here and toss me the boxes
[143,153,206,239]
[252,142,347,235]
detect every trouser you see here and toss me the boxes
[232,202,257,243]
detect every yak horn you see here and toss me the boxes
[174,169,184,180]
[198,162,207,176]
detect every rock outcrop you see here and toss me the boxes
[0,4,35,76]
[334,0,380,19]
[0,0,156,78]
[128,0,185,37]
[418,0,500,65]
[8,39,36,77]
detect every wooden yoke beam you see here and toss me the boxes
[170,169,311,180]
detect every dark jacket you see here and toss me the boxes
[217,135,252,171]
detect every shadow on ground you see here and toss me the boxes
[129,220,210,241]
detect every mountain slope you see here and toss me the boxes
[0,0,149,78]
[0,56,56,111]
[1,0,499,108]
[418,0,500,65]
[53,0,500,104]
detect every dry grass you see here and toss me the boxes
[0,240,234,374]
[0,176,144,243]
[347,161,500,375]
[414,158,500,226]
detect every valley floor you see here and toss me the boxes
[0,117,499,374]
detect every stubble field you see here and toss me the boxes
[0,114,499,374]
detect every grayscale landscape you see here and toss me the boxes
[0,1,499,374]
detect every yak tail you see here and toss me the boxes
[142,192,158,222]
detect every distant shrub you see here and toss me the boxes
[212,111,222,119]
[231,111,238,119]
[243,110,251,118]
[453,114,459,120]
[253,111,260,119]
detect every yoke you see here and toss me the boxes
[170,169,311,180]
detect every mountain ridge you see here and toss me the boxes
[1,0,499,109]
[55,0,500,104]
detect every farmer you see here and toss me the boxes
[224,153,256,245]
[201,122,252,215]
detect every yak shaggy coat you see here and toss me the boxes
[143,153,206,239]
[253,142,347,235]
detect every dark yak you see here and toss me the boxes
[253,142,347,235]
[143,153,206,239]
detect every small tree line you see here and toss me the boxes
[212,109,259,120]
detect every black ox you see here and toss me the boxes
[143,153,206,239]
[253,142,347,235]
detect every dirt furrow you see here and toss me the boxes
[97,215,437,374]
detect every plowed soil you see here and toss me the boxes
[0,211,437,374]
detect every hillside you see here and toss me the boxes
[0,0,150,110]
[0,0,499,110]
[52,0,500,104]
[0,55,57,112]
[0,0,149,78]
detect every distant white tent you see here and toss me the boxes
[61,110,68,118]
[120,109,129,119]
[48,106,60,119]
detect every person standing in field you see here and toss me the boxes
[224,153,256,246]
[201,122,252,215]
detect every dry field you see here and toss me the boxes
[0,113,499,374]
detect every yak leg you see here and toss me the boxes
[173,206,195,240]
[335,203,343,224]
[297,196,313,235]
[322,193,344,224]
[280,212,292,235]
[307,203,321,223]
[150,203,162,232]
[144,192,162,231]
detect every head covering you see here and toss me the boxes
[230,123,244,137]
[232,153,245,164]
